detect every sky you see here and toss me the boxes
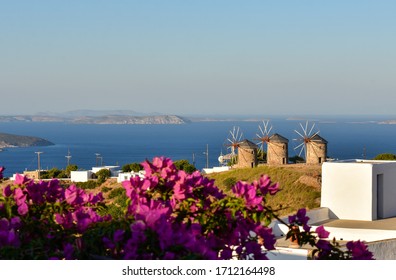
[1,0,396,116]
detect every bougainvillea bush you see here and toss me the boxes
[0,157,373,260]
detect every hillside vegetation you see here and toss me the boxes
[0,132,54,148]
[0,164,322,219]
[206,164,322,217]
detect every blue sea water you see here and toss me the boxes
[1,117,396,177]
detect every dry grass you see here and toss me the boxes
[206,164,322,217]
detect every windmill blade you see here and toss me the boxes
[295,144,305,157]
[294,142,305,150]
[258,125,265,136]
[294,129,306,139]
[227,138,235,144]
[308,122,316,136]
[304,121,309,136]
[258,120,273,137]
[263,120,272,134]
[299,122,308,136]
[267,124,273,136]
[228,126,243,142]
[234,126,243,142]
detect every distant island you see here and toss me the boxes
[0,114,189,125]
[378,120,396,125]
[0,132,54,149]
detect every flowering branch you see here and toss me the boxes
[0,160,374,260]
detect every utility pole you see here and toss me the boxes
[65,149,72,167]
[192,152,196,166]
[203,144,209,169]
[35,151,43,179]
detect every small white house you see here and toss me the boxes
[202,166,231,174]
[70,170,94,183]
[321,159,396,221]
[117,170,146,183]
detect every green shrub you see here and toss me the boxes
[174,159,196,174]
[122,163,143,172]
[101,186,111,193]
[76,180,99,190]
[96,169,111,184]
[108,187,125,199]
[373,153,396,160]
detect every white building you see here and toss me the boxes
[268,159,396,260]
[70,170,94,182]
[71,166,121,182]
[117,170,146,183]
[202,166,231,174]
[321,159,396,221]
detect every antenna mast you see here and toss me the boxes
[203,144,209,168]
[35,151,43,179]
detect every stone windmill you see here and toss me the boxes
[237,139,259,168]
[293,121,328,164]
[255,120,289,165]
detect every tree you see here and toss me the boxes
[122,163,143,173]
[40,168,62,179]
[96,168,111,184]
[66,164,78,174]
[257,149,267,163]
[373,153,396,160]
[289,155,305,164]
[173,159,196,174]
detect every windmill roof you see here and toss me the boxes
[310,134,328,144]
[238,139,258,149]
[269,133,289,143]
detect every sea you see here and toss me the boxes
[1,115,396,177]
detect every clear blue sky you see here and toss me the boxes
[1,1,395,116]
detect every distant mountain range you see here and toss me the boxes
[0,112,190,125]
[37,109,153,117]
[0,133,54,149]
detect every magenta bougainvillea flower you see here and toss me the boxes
[346,240,374,260]
[0,217,21,248]
[0,156,374,260]
[0,166,4,180]
[288,208,311,232]
[315,225,330,239]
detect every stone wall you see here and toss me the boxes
[267,142,288,165]
[237,147,258,168]
[306,142,327,164]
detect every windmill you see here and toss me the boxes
[255,120,289,165]
[293,121,328,164]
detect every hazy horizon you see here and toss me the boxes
[1,1,396,116]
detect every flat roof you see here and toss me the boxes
[326,159,396,165]
[314,217,396,231]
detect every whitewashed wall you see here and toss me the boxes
[70,171,93,182]
[321,160,396,221]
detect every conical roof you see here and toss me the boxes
[238,139,258,149]
[269,133,289,143]
[310,134,328,144]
